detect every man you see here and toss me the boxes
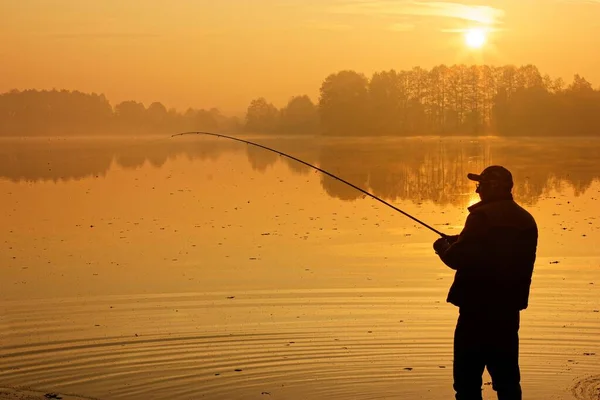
[433,166,538,400]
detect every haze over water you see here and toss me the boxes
[1,136,599,399]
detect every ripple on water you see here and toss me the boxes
[1,288,600,399]
[0,291,457,399]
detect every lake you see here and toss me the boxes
[1,135,599,399]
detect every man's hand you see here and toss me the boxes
[447,235,459,245]
[433,237,451,255]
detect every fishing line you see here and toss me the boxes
[172,131,448,238]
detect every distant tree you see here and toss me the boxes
[427,65,450,134]
[464,65,482,134]
[245,97,279,133]
[480,65,497,130]
[446,65,468,132]
[279,95,319,134]
[518,65,543,89]
[569,74,594,93]
[553,77,566,93]
[563,74,600,135]
[193,109,219,131]
[498,65,518,99]
[318,70,369,135]
[368,70,406,135]
[147,102,167,119]
[115,100,146,119]
[405,67,428,135]
[115,100,146,131]
[146,102,168,132]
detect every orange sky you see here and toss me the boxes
[1,0,599,115]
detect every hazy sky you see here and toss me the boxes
[1,0,599,114]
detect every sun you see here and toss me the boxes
[465,28,487,49]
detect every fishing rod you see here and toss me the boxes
[171,131,448,238]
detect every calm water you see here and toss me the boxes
[1,136,599,400]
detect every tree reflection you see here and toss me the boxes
[0,137,598,207]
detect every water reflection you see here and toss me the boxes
[1,136,599,206]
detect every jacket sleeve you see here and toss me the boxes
[438,211,488,270]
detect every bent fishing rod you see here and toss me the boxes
[171,131,448,238]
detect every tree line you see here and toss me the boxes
[2,64,599,136]
[0,89,241,136]
[246,65,600,136]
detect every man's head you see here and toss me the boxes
[467,165,513,202]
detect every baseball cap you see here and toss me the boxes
[467,165,513,187]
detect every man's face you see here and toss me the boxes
[475,180,508,201]
[475,181,487,201]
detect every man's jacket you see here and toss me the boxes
[438,197,538,312]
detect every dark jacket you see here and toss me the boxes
[439,196,538,312]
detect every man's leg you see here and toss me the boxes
[453,313,486,400]
[486,312,521,400]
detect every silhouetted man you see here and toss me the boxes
[433,166,538,400]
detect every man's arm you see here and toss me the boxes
[435,212,488,270]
